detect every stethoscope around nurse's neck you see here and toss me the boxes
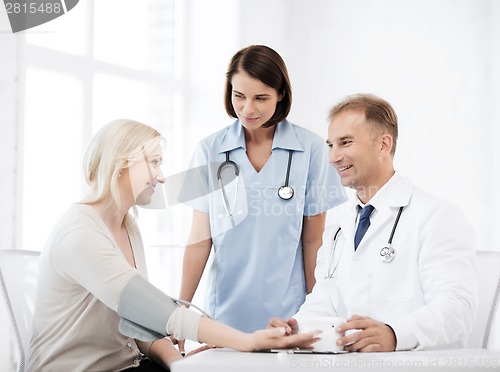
[217,150,294,217]
[325,206,404,279]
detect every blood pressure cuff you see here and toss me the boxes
[117,274,180,341]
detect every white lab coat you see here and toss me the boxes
[294,173,478,350]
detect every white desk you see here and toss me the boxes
[171,348,500,372]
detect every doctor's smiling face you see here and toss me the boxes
[327,109,394,203]
[230,70,283,131]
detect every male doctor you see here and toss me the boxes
[268,94,477,351]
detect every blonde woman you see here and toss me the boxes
[27,119,318,371]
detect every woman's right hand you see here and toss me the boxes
[197,315,319,353]
[249,326,320,351]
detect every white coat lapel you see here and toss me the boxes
[339,202,357,252]
[356,176,414,251]
[358,207,392,250]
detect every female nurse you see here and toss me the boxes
[178,45,346,339]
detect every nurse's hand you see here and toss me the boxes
[267,317,299,335]
[252,327,320,351]
[335,314,396,352]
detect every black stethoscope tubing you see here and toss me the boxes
[379,206,404,263]
[387,206,403,245]
[326,206,404,277]
[217,152,239,179]
[277,150,294,200]
[217,149,295,210]
[217,152,240,217]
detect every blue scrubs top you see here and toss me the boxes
[186,120,346,332]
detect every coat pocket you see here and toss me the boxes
[370,246,417,302]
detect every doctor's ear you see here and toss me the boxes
[379,134,393,157]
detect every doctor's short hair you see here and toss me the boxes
[81,119,163,212]
[224,45,292,128]
[328,94,398,156]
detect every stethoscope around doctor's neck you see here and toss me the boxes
[217,150,294,217]
[325,206,404,278]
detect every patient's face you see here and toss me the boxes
[124,145,164,206]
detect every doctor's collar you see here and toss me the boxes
[354,172,408,211]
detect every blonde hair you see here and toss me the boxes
[81,119,163,211]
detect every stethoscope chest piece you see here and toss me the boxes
[278,185,294,200]
[380,245,395,263]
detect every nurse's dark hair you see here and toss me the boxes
[224,45,292,128]
[328,94,398,156]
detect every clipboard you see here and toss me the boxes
[255,349,348,355]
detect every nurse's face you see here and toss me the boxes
[230,70,283,130]
[327,110,385,195]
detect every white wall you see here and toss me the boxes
[0,0,19,271]
[181,0,240,156]
[492,0,500,248]
[0,6,18,371]
[236,0,500,252]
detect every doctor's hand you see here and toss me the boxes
[267,317,299,335]
[335,315,396,352]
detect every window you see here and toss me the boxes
[22,68,83,249]
[20,0,182,293]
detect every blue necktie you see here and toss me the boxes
[354,205,375,250]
